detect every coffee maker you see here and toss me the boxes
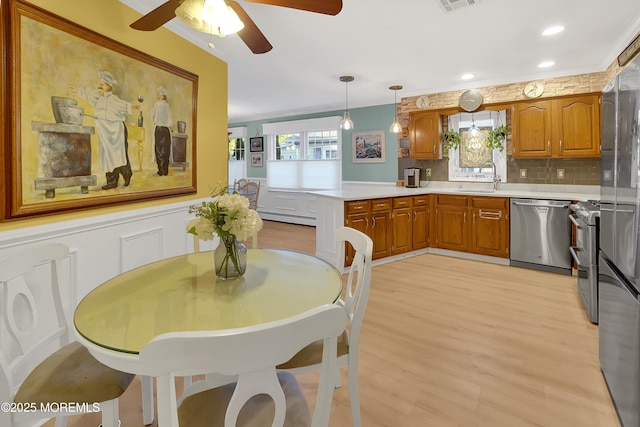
[404,168,421,188]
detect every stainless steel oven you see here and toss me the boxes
[569,201,600,323]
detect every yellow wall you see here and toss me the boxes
[1,0,228,231]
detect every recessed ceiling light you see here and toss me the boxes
[461,73,475,80]
[538,61,555,68]
[542,26,565,36]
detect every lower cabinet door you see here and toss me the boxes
[392,208,413,255]
[371,211,392,259]
[413,206,429,249]
[345,212,369,265]
[435,206,468,251]
[470,208,509,258]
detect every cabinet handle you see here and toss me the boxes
[473,213,476,223]
[365,218,369,228]
[547,140,551,150]
[479,210,502,220]
[560,139,563,151]
[353,206,363,210]
[464,212,467,222]
[372,218,376,227]
[433,145,436,153]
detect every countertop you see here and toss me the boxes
[310,182,600,202]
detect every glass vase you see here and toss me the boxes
[214,235,247,280]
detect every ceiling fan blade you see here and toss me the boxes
[244,0,342,15]
[228,1,273,54]
[130,0,183,31]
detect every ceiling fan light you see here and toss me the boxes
[202,0,244,35]
[176,0,205,30]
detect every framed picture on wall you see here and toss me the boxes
[250,153,263,167]
[2,0,198,221]
[249,137,264,152]
[352,130,386,163]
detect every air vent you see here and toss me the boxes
[437,0,480,13]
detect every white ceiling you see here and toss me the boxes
[121,0,640,124]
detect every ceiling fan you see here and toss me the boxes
[130,0,343,54]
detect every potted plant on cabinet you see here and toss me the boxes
[486,125,507,152]
[440,129,461,157]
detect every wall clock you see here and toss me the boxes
[524,81,545,98]
[416,95,430,109]
[459,90,483,112]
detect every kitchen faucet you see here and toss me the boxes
[481,160,501,191]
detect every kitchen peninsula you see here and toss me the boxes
[311,182,599,269]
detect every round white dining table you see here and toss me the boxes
[73,248,343,374]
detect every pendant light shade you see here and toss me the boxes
[340,76,354,130]
[389,85,403,133]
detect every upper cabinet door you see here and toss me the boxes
[512,94,601,158]
[554,94,601,157]
[512,100,553,158]
[409,111,441,159]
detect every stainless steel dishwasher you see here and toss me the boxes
[510,199,572,275]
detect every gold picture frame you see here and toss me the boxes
[2,0,198,220]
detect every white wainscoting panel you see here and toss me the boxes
[120,228,163,273]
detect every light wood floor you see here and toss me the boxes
[49,220,619,427]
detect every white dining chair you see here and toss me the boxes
[0,243,134,427]
[278,226,373,427]
[140,218,258,425]
[139,304,347,427]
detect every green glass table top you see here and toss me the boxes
[74,249,342,354]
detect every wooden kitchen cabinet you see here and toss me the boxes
[412,195,431,250]
[344,200,370,265]
[344,199,393,263]
[469,197,509,258]
[434,195,469,252]
[512,94,601,158]
[409,111,441,159]
[392,197,413,255]
[370,198,393,260]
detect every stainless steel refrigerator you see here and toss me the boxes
[599,53,640,427]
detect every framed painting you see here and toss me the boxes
[249,136,264,152]
[352,130,386,163]
[250,153,263,167]
[2,1,198,220]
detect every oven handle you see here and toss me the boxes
[569,214,586,229]
[570,246,588,268]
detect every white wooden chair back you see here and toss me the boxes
[335,226,373,344]
[140,304,347,427]
[0,244,128,427]
[0,244,70,406]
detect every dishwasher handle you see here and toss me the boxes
[511,199,571,209]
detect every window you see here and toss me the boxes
[447,110,507,183]
[228,126,247,186]
[263,117,342,190]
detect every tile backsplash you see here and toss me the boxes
[398,157,600,185]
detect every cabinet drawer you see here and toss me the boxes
[345,200,371,214]
[435,194,468,207]
[393,197,413,209]
[371,198,392,212]
[470,196,509,210]
[413,195,430,206]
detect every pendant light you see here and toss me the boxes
[469,112,480,135]
[339,76,354,130]
[389,85,403,133]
